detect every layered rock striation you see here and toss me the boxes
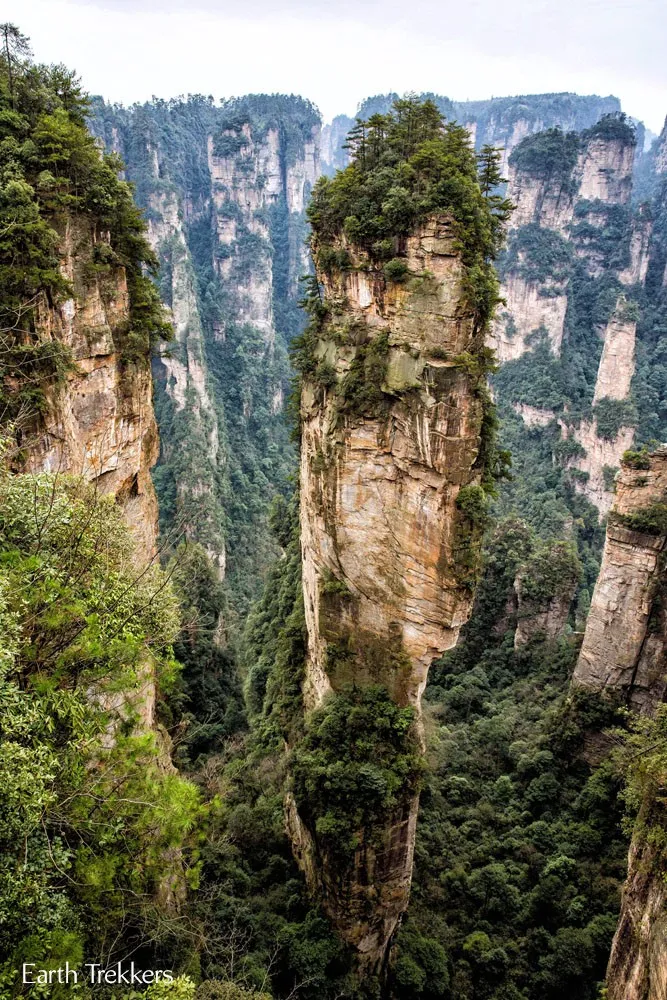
[92,96,321,601]
[290,216,489,971]
[572,448,667,713]
[605,802,667,1000]
[490,115,652,515]
[20,214,159,565]
[571,449,667,999]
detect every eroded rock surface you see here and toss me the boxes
[294,216,487,971]
[572,448,667,713]
[25,215,159,565]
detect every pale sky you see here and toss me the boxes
[5,0,667,132]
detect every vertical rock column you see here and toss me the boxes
[570,448,667,1000]
[26,214,160,565]
[288,216,488,972]
[571,448,667,713]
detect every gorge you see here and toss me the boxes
[2,25,667,1000]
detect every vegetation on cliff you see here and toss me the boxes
[3,23,666,1000]
[91,92,316,615]
[308,97,512,328]
[394,519,628,1000]
[0,31,169,429]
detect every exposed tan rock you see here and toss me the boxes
[653,116,667,175]
[619,211,653,286]
[606,799,667,1000]
[512,403,556,427]
[578,136,634,204]
[491,272,568,359]
[24,215,159,566]
[562,418,635,515]
[144,170,226,574]
[294,215,486,971]
[593,299,637,403]
[506,166,577,234]
[513,576,575,647]
[497,127,635,364]
[572,448,667,713]
[208,123,320,341]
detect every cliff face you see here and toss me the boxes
[320,93,620,178]
[144,160,226,572]
[92,96,321,605]
[606,805,667,1000]
[22,214,159,565]
[490,117,648,515]
[291,216,487,971]
[572,448,667,713]
[491,124,636,358]
[571,450,667,999]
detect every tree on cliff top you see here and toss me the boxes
[308,97,512,329]
[0,29,171,435]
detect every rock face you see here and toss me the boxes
[562,418,635,515]
[570,449,667,1000]
[493,117,647,515]
[23,214,159,565]
[655,117,667,176]
[320,93,620,179]
[145,165,226,572]
[606,804,667,1000]
[293,216,487,971]
[91,96,320,597]
[492,272,568,361]
[572,448,667,713]
[513,573,576,648]
[593,299,637,403]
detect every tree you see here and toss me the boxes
[477,144,505,196]
[0,22,31,104]
[477,144,515,251]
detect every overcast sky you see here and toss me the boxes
[5,0,666,132]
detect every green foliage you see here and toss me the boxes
[453,485,492,587]
[518,539,582,605]
[501,224,573,284]
[456,484,491,525]
[0,44,170,430]
[615,502,667,536]
[582,112,636,145]
[402,518,628,1000]
[602,465,618,492]
[593,397,637,441]
[196,982,272,1000]
[243,491,307,743]
[509,128,580,180]
[215,94,320,168]
[0,463,202,985]
[383,257,410,282]
[308,96,510,332]
[291,687,422,859]
[167,543,246,765]
[337,331,391,418]
[613,704,667,853]
[621,447,651,470]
